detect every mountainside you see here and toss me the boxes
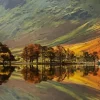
[62,37,100,56]
[49,19,100,46]
[0,0,100,48]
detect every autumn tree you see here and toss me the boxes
[55,45,66,75]
[91,52,98,64]
[21,46,29,62]
[66,48,76,61]
[22,44,41,75]
[46,47,55,75]
[22,44,35,63]
[41,46,48,80]
[0,42,15,66]
[33,44,41,75]
[91,52,99,75]
[27,44,35,62]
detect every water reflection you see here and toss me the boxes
[82,65,99,76]
[21,65,41,83]
[21,63,100,84]
[0,65,15,85]
[0,64,99,85]
[21,65,76,83]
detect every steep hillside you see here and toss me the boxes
[49,19,100,46]
[63,37,100,56]
[0,0,100,48]
[10,37,100,57]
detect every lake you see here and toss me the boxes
[0,63,99,84]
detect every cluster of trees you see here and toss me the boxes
[21,44,78,81]
[21,44,76,63]
[21,44,99,79]
[21,44,76,73]
[83,51,98,63]
[21,44,99,64]
[0,42,15,66]
[82,51,99,76]
[0,42,99,84]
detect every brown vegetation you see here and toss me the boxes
[0,42,15,66]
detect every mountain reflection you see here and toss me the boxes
[0,65,15,85]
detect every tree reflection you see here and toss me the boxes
[54,66,75,82]
[21,65,41,84]
[0,65,15,85]
[21,64,77,83]
[83,65,99,76]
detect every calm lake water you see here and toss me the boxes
[0,63,99,84]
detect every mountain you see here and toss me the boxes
[0,0,100,48]
[49,19,100,46]
[62,37,100,56]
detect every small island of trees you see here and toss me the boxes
[0,42,99,84]
[20,43,99,83]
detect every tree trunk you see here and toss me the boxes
[36,57,39,75]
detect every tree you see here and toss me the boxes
[83,51,91,62]
[33,44,41,75]
[91,52,98,64]
[21,46,29,62]
[55,45,66,76]
[69,51,76,61]
[82,51,99,76]
[46,47,55,75]
[41,46,48,80]
[27,44,35,62]
[91,52,99,75]
[0,42,14,66]
[22,44,41,75]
